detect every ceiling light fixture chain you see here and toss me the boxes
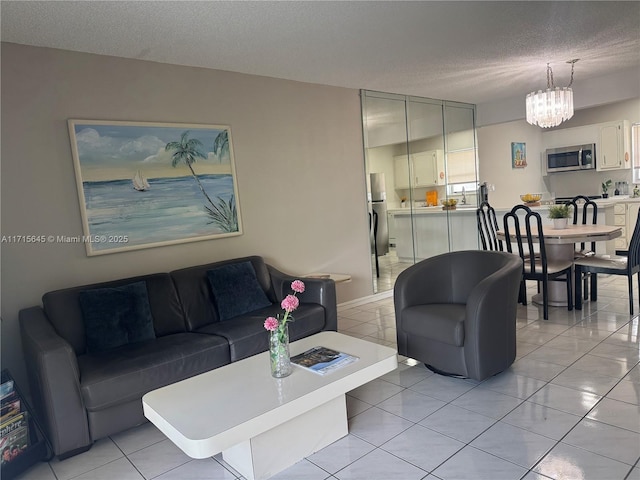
[566,58,578,88]
[547,59,578,89]
[526,59,579,129]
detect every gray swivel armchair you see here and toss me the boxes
[394,250,523,381]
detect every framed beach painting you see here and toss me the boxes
[511,142,527,168]
[68,120,242,256]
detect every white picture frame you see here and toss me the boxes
[68,119,243,256]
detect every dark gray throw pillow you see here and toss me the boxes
[79,281,156,353]
[207,261,272,321]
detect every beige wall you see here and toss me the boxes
[477,120,548,207]
[0,43,372,386]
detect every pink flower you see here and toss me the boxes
[291,280,305,294]
[281,294,299,312]
[264,317,279,331]
[264,279,305,332]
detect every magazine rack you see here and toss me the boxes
[1,369,52,480]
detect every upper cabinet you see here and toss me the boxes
[597,120,631,171]
[393,150,445,189]
[541,120,631,172]
[413,150,445,187]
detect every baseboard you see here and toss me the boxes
[338,289,393,310]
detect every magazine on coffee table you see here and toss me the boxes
[291,346,359,375]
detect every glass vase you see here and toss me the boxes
[269,324,292,378]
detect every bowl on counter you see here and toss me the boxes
[442,199,458,210]
[520,193,542,206]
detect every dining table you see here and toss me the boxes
[498,223,622,307]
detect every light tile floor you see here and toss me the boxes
[15,276,640,480]
[372,248,412,294]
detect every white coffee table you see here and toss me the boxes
[142,331,397,480]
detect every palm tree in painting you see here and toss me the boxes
[212,130,229,163]
[166,131,238,233]
[165,131,217,206]
[205,194,238,232]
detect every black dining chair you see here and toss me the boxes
[369,211,379,278]
[568,195,599,301]
[575,208,640,314]
[503,205,573,320]
[477,201,503,251]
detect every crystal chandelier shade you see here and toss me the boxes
[525,60,578,129]
[525,87,574,128]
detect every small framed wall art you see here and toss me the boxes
[511,142,527,168]
[68,120,243,256]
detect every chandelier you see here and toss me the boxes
[526,59,578,128]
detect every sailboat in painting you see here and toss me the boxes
[132,170,150,191]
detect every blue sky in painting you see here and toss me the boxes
[72,122,232,181]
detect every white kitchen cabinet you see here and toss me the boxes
[432,150,445,186]
[448,211,481,252]
[387,211,396,246]
[597,120,631,171]
[393,150,444,189]
[627,202,640,246]
[394,213,415,260]
[413,150,445,187]
[613,203,628,250]
[603,200,640,253]
[595,203,615,255]
[392,209,477,262]
[413,213,450,259]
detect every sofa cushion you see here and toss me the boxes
[43,273,186,355]
[170,256,276,331]
[401,304,466,347]
[196,303,326,361]
[77,332,230,411]
[206,261,271,321]
[79,281,156,353]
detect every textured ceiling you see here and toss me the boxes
[2,1,639,105]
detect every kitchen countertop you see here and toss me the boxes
[387,196,640,215]
[388,206,478,214]
[594,195,640,206]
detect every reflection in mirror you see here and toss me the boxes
[633,123,640,184]
[362,91,478,294]
[362,92,411,294]
[444,104,478,201]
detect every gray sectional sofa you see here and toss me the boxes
[19,256,337,459]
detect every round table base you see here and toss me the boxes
[532,291,568,308]
[529,243,575,308]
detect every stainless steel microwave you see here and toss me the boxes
[546,144,596,173]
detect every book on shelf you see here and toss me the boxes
[0,381,14,401]
[0,424,30,465]
[291,346,358,375]
[0,412,28,439]
[0,398,21,424]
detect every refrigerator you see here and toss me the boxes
[369,173,389,256]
